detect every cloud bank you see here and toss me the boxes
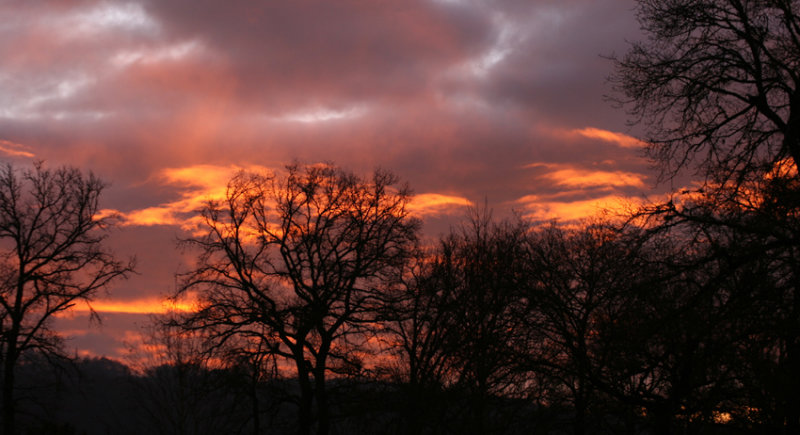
[1,0,653,360]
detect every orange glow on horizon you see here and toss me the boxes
[766,157,798,179]
[111,165,475,230]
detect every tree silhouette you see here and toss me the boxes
[612,0,800,185]
[129,322,253,435]
[379,247,457,434]
[613,2,800,430]
[384,210,531,435]
[521,222,650,435]
[175,163,419,435]
[438,213,530,435]
[592,225,733,434]
[627,185,800,432]
[0,162,133,435]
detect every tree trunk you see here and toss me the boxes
[784,319,800,433]
[468,376,487,435]
[784,96,800,173]
[251,370,260,435]
[314,343,331,435]
[314,367,329,435]
[296,359,314,435]
[652,403,673,435]
[574,382,586,435]
[404,382,423,435]
[2,333,18,435]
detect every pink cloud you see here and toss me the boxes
[0,139,34,158]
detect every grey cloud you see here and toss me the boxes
[138,0,495,111]
[469,0,641,126]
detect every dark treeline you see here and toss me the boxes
[2,0,800,434]
[5,186,799,435]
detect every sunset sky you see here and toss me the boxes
[0,0,656,360]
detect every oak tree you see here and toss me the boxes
[176,164,419,435]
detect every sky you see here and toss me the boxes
[0,0,655,361]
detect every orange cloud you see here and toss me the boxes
[528,164,646,189]
[124,207,184,227]
[571,127,646,149]
[114,165,472,230]
[408,193,473,217]
[542,125,646,149]
[526,162,647,190]
[0,139,35,158]
[66,297,195,315]
[516,193,643,222]
[112,164,273,230]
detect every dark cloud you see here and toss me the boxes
[140,0,493,109]
[470,0,641,126]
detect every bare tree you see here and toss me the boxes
[520,220,672,434]
[0,162,134,435]
[612,3,800,430]
[128,321,253,435]
[626,189,800,432]
[440,213,530,435]
[521,222,647,435]
[175,163,419,435]
[612,0,800,185]
[384,210,531,435]
[379,247,460,435]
